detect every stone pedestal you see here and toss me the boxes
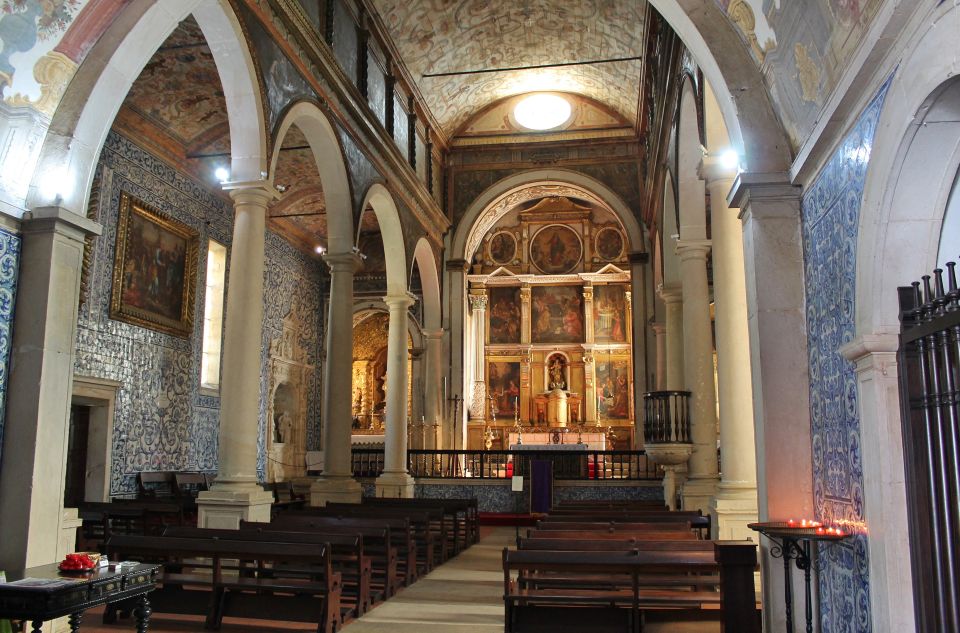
[645,443,693,511]
[0,207,100,571]
[197,488,273,529]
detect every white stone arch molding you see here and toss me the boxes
[676,77,707,237]
[857,0,960,336]
[352,304,423,347]
[28,0,267,215]
[452,169,648,264]
[412,238,442,330]
[360,183,408,297]
[271,101,354,254]
[645,0,790,173]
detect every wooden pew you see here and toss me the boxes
[553,501,668,511]
[502,542,760,633]
[268,515,407,592]
[541,512,710,538]
[361,497,479,549]
[306,505,443,570]
[106,534,343,633]
[534,521,696,533]
[526,529,698,541]
[164,526,372,618]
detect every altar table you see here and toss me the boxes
[508,431,607,450]
[0,562,160,632]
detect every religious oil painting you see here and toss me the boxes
[595,227,624,261]
[531,285,584,344]
[529,224,582,274]
[596,359,631,420]
[488,286,521,344]
[488,361,521,417]
[593,285,628,343]
[488,231,517,265]
[110,192,199,338]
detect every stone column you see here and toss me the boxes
[702,158,758,540]
[676,239,719,512]
[658,284,684,391]
[422,328,444,449]
[311,252,363,506]
[198,184,275,528]
[468,291,488,420]
[651,322,667,391]
[0,208,100,571]
[376,292,417,497]
[730,173,812,633]
[444,258,468,450]
[628,252,650,438]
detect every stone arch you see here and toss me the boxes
[411,238,441,330]
[849,5,960,631]
[452,169,648,263]
[270,101,353,254]
[29,0,266,214]
[676,77,707,239]
[360,184,408,297]
[646,0,791,174]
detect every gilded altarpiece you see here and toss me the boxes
[469,196,636,447]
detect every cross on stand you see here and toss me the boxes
[446,394,462,477]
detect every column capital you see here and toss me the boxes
[422,328,444,340]
[676,239,712,261]
[384,291,417,310]
[651,321,667,335]
[223,180,281,205]
[728,172,801,211]
[323,251,363,273]
[658,283,683,304]
[698,156,739,187]
[23,205,102,239]
[468,293,488,311]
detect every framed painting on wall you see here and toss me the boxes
[531,285,584,344]
[110,192,199,339]
[488,361,521,417]
[593,285,628,343]
[596,358,631,420]
[488,286,521,344]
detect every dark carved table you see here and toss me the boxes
[0,562,160,632]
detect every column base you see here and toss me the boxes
[681,477,719,514]
[197,484,274,528]
[710,484,759,541]
[310,475,362,506]
[374,471,416,498]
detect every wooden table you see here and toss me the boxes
[0,562,160,632]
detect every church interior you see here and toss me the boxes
[0,1,957,632]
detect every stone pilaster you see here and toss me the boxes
[375,292,417,497]
[198,183,276,527]
[468,291,488,420]
[651,322,667,391]
[658,284,684,391]
[310,252,363,506]
[0,207,100,571]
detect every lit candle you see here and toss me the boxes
[787,519,796,527]
[816,527,825,535]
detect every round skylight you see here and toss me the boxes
[514,93,572,131]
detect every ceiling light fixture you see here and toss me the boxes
[514,93,572,131]
[215,167,230,183]
[719,149,740,171]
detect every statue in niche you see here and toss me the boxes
[274,410,293,444]
[549,356,567,391]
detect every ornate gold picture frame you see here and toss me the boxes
[110,192,199,338]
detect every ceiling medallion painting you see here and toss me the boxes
[530,224,582,274]
[595,226,624,261]
[371,0,648,134]
[488,230,517,265]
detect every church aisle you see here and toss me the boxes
[343,526,510,632]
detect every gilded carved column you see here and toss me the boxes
[520,285,531,345]
[468,291,488,420]
[583,284,595,343]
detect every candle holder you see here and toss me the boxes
[748,521,851,633]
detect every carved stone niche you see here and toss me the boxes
[266,315,314,483]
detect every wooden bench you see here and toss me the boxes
[526,529,698,541]
[361,497,479,548]
[106,534,342,633]
[164,526,372,618]
[502,543,760,633]
[541,512,710,538]
[267,515,406,593]
[534,521,696,533]
[553,501,667,510]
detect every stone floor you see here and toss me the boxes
[79,526,718,632]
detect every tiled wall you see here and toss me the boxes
[801,78,892,633]
[76,132,325,495]
[0,226,20,468]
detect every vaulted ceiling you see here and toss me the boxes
[371,0,649,136]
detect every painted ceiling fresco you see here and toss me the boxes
[123,17,229,150]
[269,124,328,253]
[714,0,883,149]
[370,0,648,135]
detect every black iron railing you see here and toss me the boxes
[899,264,960,632]
[350,449,660,480]
[643,390,692,443]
